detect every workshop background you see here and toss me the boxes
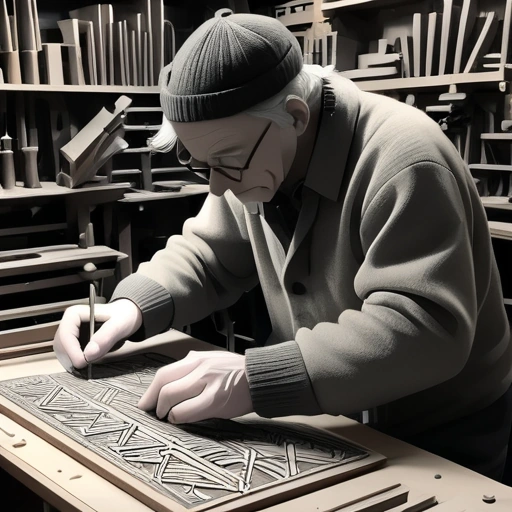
[1,0,512,507]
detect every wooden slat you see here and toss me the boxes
[488,221,512,240]
[0,223,67,237]
[349,69,510,93]
[469,164,512,172]
[0,297,106,322]
[480,133,512,140]
[481,197,512,210]
[0,84,158,93]
[0,341,54,360]
[0,322,59,349]
[0,274,84,295]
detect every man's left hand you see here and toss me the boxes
[138,350,253,423]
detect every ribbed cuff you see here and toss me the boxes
[110,273,174,341]
[245,340,321,418]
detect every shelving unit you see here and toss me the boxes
[0,84,160,93]
[354,69,512,93]
[309,0,512,311]
[0,0,203,359]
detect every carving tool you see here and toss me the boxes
[87,282,95,380]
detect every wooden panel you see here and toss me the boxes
[0,322,59,349]
[0,356,386,512]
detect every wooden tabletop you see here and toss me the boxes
[1,330,511,512]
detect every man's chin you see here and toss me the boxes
[234,187,276,204]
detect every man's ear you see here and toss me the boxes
[285,95,309,136]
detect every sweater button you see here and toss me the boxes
[292,282,307,295]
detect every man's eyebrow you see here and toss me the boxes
[208,147,244,159]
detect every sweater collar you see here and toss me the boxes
[304,74,361,202]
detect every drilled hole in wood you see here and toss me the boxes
[0,427,15,437]
[12,439,27,448]
[69,475,82,481]
[57,470,62,473]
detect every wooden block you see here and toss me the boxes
[335,34,359,71]
[463,13,499,73]
[378,38,391,54]
[42,43,64,86]
[358,53,401,69]
[412,13,427,77]
[438,0,461,75]
[425,12,441,76]
[453,0,477,73]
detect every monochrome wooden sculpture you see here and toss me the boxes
[0,353,385,512]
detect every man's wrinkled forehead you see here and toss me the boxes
[172,115,266,161]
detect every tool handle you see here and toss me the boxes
[0,150,16,189]
[22,147,41,188]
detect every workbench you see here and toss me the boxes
[1,330,511,512]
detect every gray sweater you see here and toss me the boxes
[112,74,512,435]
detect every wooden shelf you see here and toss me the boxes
[481,196,512,210]
[489,221,512,240]
[0,245,127,278]
[322,0,409,12]
[351,70,511,92]
[0,182,130,201]
[481,133,512,140]
[0,84,159,94]
[469,164,512,172]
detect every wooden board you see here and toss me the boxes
[452,0,477,74]
[0,245,126,278]
[0,353,385,512]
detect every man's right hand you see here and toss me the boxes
[53,299,143,372]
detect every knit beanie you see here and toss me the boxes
[159,10,303,122]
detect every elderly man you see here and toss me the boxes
[54,12,512,480]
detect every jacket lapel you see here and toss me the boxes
[282,75,361,279]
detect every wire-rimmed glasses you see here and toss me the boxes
[177,122,272,182]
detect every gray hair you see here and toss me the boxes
[149,64,333,153]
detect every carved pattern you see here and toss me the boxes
[0,353,369,508]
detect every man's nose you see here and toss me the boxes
[209,171,233,197]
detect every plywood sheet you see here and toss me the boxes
[0,353,385,512]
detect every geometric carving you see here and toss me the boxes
[0,353,379,510]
